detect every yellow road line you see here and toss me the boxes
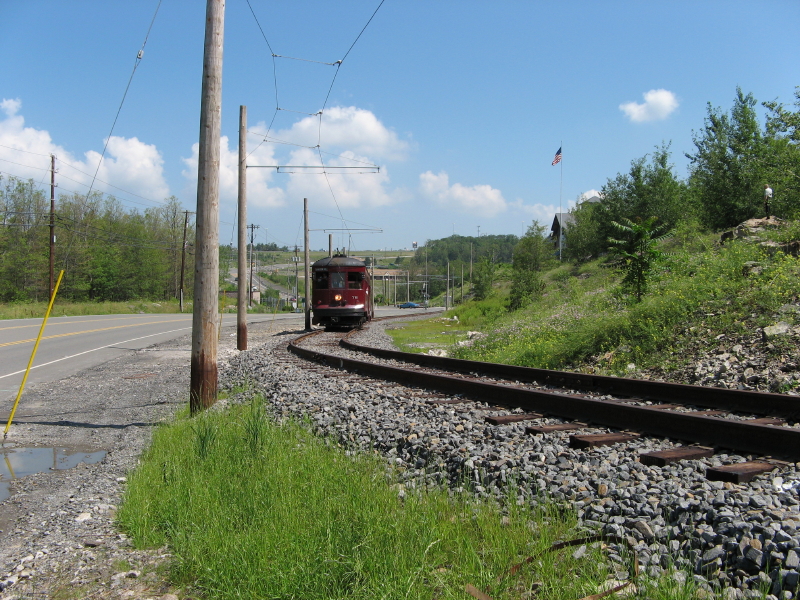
[0,318,190,348]
[0,314,187,332]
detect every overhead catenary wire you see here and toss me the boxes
[244,0,387,240]
[82,0,162,206]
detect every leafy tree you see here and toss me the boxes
[598,143,690,243]
[687,88,767,228]
[509,223,549,310]
[564,199,603,262]
[607,217,671,302]
[472,257,496,301]
[763,86,800,217]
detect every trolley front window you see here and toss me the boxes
[314,272,328,289]
[331,272,346,289]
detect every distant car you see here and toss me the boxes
[398,302,420,308]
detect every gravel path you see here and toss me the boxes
[2,313,799,600]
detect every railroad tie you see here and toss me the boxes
[639,446,715,466]
[569,432,639,449]
[747,417,786,426]
[526,422,586,434]
[484,413,543,425]
[705,461,777,484]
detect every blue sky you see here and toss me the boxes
[1,1,798,253]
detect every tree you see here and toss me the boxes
[607,217,671,302]
[508,222,549,310]
[687,88,768,229]
[763,86,800,218]
[598,143,690,244]
[472,257,496,301]
[564,199,603,262]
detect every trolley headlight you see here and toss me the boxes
[334,294,343,302]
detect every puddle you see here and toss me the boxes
[0,446,107,503]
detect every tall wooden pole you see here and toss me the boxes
[190,0,224,414]
[304,198,311,330]
[49,154,55,298]
[237,105,247,350]
[179,210,190,312]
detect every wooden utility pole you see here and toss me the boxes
[303,198,311,330]
[190,0,225,414]
[248,224,259,307]
[446,261,450,310]
[237,105,247,349]
[49,154,55,298]
[179,210,191,312]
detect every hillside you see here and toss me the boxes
[391,218,800,396]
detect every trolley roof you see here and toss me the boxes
[312,256,366,269]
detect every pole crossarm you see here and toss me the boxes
[311,228,382,233]
[247,165,379,172]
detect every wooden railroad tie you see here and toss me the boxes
[639,446,715,466]
[747,417,786,426]
[706,461,777,484]
[484,413,543,425]
[526,422,587,434]
[569,432,639,449]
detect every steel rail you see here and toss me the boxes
[339,336,800,420]
[288,332,800,460]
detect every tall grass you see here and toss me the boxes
[0,299,186,320]
[118,399,613,599]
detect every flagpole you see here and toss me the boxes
[559,140,563,261]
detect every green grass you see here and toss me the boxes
[118,398,617,600]
[389,226,800,377]
[0,298,188,319]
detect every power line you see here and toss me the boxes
[83,0,162,204]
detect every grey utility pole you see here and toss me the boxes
[179,210,192,312]
[190,0,224,414]
[237,105,247,350]
[49,154,55,298]
[304,198,311,330]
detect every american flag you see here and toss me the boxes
[551,146,562,166]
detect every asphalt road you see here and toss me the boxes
[0,312,307,406]
[0,306,436,406]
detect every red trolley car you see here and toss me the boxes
[311,255,373,328]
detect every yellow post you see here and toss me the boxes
[4,270,64,438]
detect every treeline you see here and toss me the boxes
[0,175,195,302]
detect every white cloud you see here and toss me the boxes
[619,89,679,122]
[0,98,170,202]
[182,106,405,211]
[181,133,286,209]
[284,147,393,209]
[580,189,602,200]
[1,98,21,117]
[513,199,577,228]
[419,171,507,218]
[276,106,409,161]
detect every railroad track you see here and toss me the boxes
[287,326,800,479]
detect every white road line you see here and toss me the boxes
[0,326,192,380]
[0,313,304,381]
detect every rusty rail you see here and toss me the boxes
[288,330,800,460]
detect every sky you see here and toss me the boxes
[1,1,799,254]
